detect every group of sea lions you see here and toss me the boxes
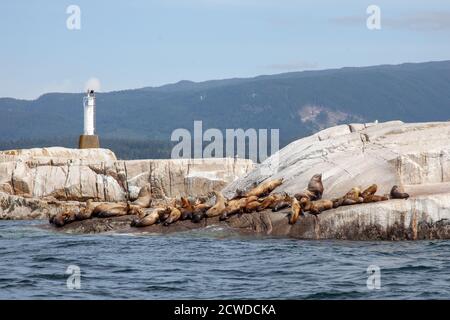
[129,178,284,227]
[49,185,153,227]
[49,176,410,228]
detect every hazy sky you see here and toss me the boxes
[1,0,449,99]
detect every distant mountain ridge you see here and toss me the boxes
[1,60,450,158]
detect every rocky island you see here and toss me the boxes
[1,120,450,240]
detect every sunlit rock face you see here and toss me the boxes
[224,121,450,198]
[221,121,450,239]
[0,147,254,205]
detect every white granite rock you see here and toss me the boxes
[0,148,254,203]
[224,121,450,199]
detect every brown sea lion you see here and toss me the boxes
[128,203,145,216]
[361,184,377,198]
[132,184,152,208]
[91,202,129,218]
[180,197,192,208]
[220,198,246,220]
[256,195,277,212]
[332,197,344,208]
[244,200,262,213]
[308,199,334,215]
[158,206,172,223]
[390,185,409,199]
[289,197,301,225]
[193,202,212,213]
[307,174,324,200]
[299,197,311,210]
[179,197,195,220]
[293,174,324,201]
[227,198,248,214]
[191,199,212,223]
[294,190,315,201]
[347,187,362,198]
[244,178,283,198]
[205,191,226,218]
[131,207,170,227]
[363,194,389,203]
[340,187,363,205]
[75,199,96,221]
[164,207,182,226]
[50,210,78,227]
[220,196,260,220]
[272,200,291,212]
[255,193,289,212]
[270,193,292,209]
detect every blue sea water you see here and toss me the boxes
[0,220,449,299]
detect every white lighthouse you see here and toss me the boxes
[83,90,96,135]
[79,89,100,149]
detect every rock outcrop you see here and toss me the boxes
[0,192,82,220]
[0,147,254,219]
[224,121,450,198]
[220,120,450,239]
[0,147,253,202]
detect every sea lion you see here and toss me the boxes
[244,200,262,213]
[191,199,212,223]
[179,197,195,220]
[158,205,172,223]
[294,174,324,201]
[254,193,288,211]
[307,174,324,200]
[180,210,193,221]
[220,197,247,220]
[289,197,301,225]
[244,178,283,198]
[193,202,212,213]
[363,194,389,203]
[50,210,77,227]
[75,199,96,221]
[226,198,247,214]
[132,184,152,208]
[192,211,205,223]
[220,196,260,220]
[269,193,292,210]
[164,207,182,226]
[308,199,334,215]
[332,197,344,208]
[301,199,310,211]
[390,185,409,199]
[131,207,170,227]
[194,196,209,205]
[205,191,227,218]
[340,187,363,205]
[361,184,377,198]
[91,202,130,218]
[256,195,277,212]
[294,190,315,201]
[272,200,291,212]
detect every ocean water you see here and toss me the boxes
[0,220,449,299]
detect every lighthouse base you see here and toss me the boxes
[78,135,100,149]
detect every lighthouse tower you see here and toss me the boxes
[78,89,100,149]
